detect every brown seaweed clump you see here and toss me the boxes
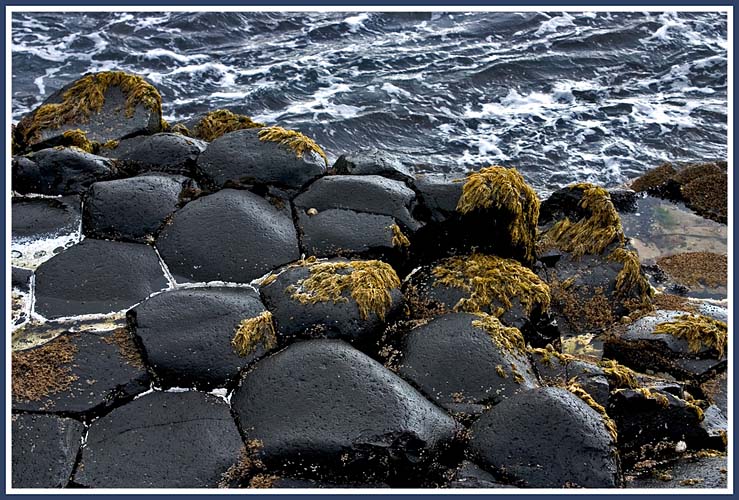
[600,359,639,389]
[390,224,411,248]
[18,71,162,145]
[193,109,265,142]
[682,174,727,224]
[657,252,727,288]
[630,163,677,193]
[653,314,727,358]
[258,126,328,166]
[12,335,78,402]
[567,381,619,443]
[289,260,400,320]
[608,248,654,312]
[456,166,541,265]
[432,253,551,316]
[651,293,698,313]
[471,312,526,353]
[232,311,278,357]
[62,128,96,153]
[218,439,266,488]
[540,183,625,258]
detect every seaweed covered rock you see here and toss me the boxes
[331,148,414,183]
[157,189,299,283]
[260,258,403,347]
[397,313,538,418]
[75,391,243,488]
[12,413,84,488]
[12,327,150,416]
[14,71,162,152]
[128,287,274,389]
[34,239,168,318]
[468,387,619,488]
[99,132,207,176]
[175,108,264,142]
[231,339,460,484]
[604,311,727,380]
[656,252,727,299]
[83,173,199,243]
[403,253,550,337]
[196,127,325,190]
[625,454,727,489]
[293,175,419,260]
[13,147,120,195]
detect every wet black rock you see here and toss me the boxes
[75,391,243,488]
[12,195,81,241]
[157,189,299,283]
[13,148,120,195]
[12,267,32,292]
[626,455,727,489]
[12,413,84,488]
[259,259,403,346]
[100,133,207,176]
[12,328,150,416]
[397,313,538,418]
[196,128,325,190]
[446,461,517,488]
[411,173,464,224]
[232,339,460,484]
[128,287,271,389]
[331,148,414,183]
[609,188,639,213]
[83,173,198,243]
[468,387,619,488]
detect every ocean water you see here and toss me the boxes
[11,11,728,193]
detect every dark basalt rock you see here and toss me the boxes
[13,148,120,195]
[83,173,198,243]
[259,259,403,346]
[34,239,168,319]
[196,128,325,190]
[12,195,81,241]
[397,313,538,418]
[231,339,461,484]
[468,387,619,488]
[331,148,414,183]
[411,173,465,224]
[12,267,33,292]
[12,328,150,416]
[12,413,84,488]
[75,391,243,488]
[566,360,610,408]
[609,188,638,213]
[625,456,727,489]
[157,189,299,284]
[446,461,518,488]
[99,133,207,176]
[128,287,271,389]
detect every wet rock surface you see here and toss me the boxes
[34,239,168,318]
[83,173,198,242]
[12,413,84,488]
[446,461,518,488]
[331,148,414,183]
[129,287,271,389]
[626,456,727,489]
[12,196,81,240]
[100,132,207,176]
[157,189,299,283]
[13,148,120,195]
[12,266,32,292]
[75,391,243,488]
[232,340,460,484]
[468,387,619,488]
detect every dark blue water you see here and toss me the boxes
[11,11,728,193]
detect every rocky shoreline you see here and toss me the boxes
[10,71,728,489]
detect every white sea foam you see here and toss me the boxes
[343,13,369,33]
[142,48,210,63]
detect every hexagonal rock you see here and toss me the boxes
[468,387,619,488]
[12,195,80,242]
[34,239,168,319]
[12,328,150,416]
[196,128,325,190]
[83,173,198,243]
[12,413,84,488]
[331,148,414,183]
[13,148,120,196]
[411,173,464,224]
[397,313,538,418]
[157,189,299,284]
[259,258,403,346]
[232,339,460,483]
[75,391,243,488]
[99,133,207,176]
[128,287,271,389]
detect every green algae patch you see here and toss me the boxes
[232,311,277,357]
[18,71,162,145]
[567,381,618,443]
[456,166,540,265]
[258,125,328,166]
[194,109,264,142]
[390,224,411,248]
[432,253,550,316]
[471,312,526,353]
[12,334,78,402]
[288,259,400,321]
[540,183,625,258]
[653,314,727,358]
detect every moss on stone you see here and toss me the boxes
[600,359,639,389]
[12,334,78,402]
[431,253,550,316]
[635,387,670,408]
[471,312,526,353]
[631,163,677,193]
[390,224,410,248]
[258,125,328,166]
[657,252,727,288]
[103,328,144,369]
[232,311,277,357]
[218,439,265,488]
[651,293,697,313]
[673,162,724,186]
[248,474,279,489]
[456,166,540,264]
[682,174,727,223]
[653,314,727,358]
[101,139,119,150]
[289,259,400,321]
[551,279,615,332]
[529,345,576,366]
[194,109,264,142]
[567,381,618,443]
